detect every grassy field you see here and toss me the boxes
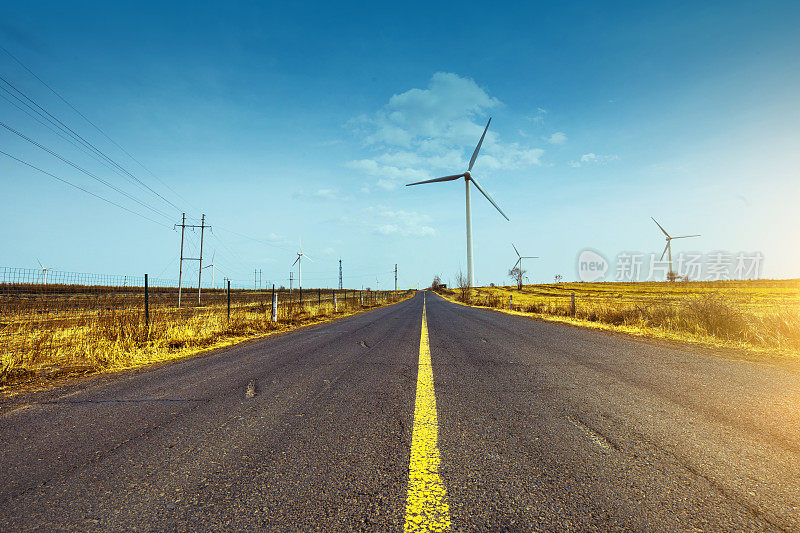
[1,290,409,392]
[442,280,800,357]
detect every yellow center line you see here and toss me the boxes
[404,296,451,532]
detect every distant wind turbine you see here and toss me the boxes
[292,240,313,289]
[652,217,700,281]
[37,258,53,285]
[202,250,217,288]
[406,117,509,287]
[511,244,538,290]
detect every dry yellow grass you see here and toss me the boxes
[440,280,800,357]
[1,293,411,392]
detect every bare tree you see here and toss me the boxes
[554,274,563,284]
[430,275,444,291]
[508,266,526,290]
[456,270,471,303]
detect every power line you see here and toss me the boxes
[213,225,294,252]
[0,119,174,221]
[0,73,183,213]
[0,149,170,228]
[1,44,196,213]
[0,90,144,183]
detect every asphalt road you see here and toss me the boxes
[2,291,800,531]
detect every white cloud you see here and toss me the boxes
[546,132,567,145]
[569,153,619,167]
[345,206,436,237]
[295,187,350,201]
[529,107,547,123]
[314,188,338,199]
[347,73,545,189]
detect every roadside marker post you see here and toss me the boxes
[334,292,338,312]
[227,280,231,321]
[571,292,576,318]
[272,289,278,322]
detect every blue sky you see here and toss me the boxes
[1,1,799,288]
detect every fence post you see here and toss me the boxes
[570,292,576,318]
[227,280,231,321]
[360,291,363,307]
[144,273,149,330]
[318,288,321,307]
[271,284,276,321]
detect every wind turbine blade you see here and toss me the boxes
[651,217,670,237]
[406,174,464,186]
[468,117,491,171]
[512,243,521,258]
[522,256,539,259]
[212,250,215,263]
[469,177,510,221]
[660,243,669,261]
[514,258,521,269]
[305,254,314,263]
[292,256,299,266]
[37,258,44,269]
[671,234,701,239]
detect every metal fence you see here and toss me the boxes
[1,266,405,377]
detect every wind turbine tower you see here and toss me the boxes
[202,251,217,289]
[292,240,313,290]
[406,118,509,287]
[652,217,700,281]
[37,258,53,285]
[511,244,538,290]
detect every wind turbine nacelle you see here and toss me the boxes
[463,170,471,180]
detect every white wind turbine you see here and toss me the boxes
[511,244,538,290]
[292,240,313,290]
[202,250,217,288]
[37,258,53,285]
[652,217,700,281]
[406,117,509,287]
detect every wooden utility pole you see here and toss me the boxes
[394,264,398,292]
[176,213,185,307]
[197,214,206,305]
[174,213,210,307]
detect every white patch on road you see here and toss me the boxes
[568,416,614,452]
